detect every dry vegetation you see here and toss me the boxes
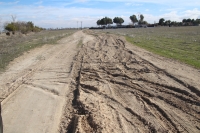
[0,30,76,71]
[96,26,200,69]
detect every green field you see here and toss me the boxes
[99,27,200,69]
[0,30,76,71]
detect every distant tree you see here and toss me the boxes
[27,21,34,31]
[113,17,124,26]
[5,22,16,32]
[97,20,101,26]
[191,19,195,23]
[99,17,113,27]
[143,21,148,25]
[170,21,175,26]
[182,19,187,23]
[164,20,171,26]
[186,18,191,23]
[130,15,138,25]
[105,17,113,25]
[178,22,183,26]
[159,18,165,26]
[193,19,200,26]
[140,14,144,22]
[138,14,148,25]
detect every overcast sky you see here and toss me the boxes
[0,0,200,28]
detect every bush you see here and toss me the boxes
[5,23,16,32]
[4,21,43,34]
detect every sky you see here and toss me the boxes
[0,0,200,29]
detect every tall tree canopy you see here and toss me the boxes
[97,20,101,26]
[140,14,144,22]
[97,17,113,26]
[138,14,148,25]
[130,15,138,24]
[113,17,124,26]
[159,18,165,25]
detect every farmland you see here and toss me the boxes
[96,26,200,68]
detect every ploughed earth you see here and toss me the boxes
[1,30,200,133]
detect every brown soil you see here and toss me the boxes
[1,30,200,133]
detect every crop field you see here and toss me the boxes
[97,26,200,69]
[0,29,76,71]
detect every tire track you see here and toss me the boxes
[61,31,200,133]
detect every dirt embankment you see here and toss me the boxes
[60,31,200,133]
[0,30,199,133]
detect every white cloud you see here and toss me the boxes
[1,6,200,28]
[84,0,200,6]
[144,8,200,24]
[0,0,200,28]
[0,1,19,5]
[182,8,200,19]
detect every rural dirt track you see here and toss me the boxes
[1,30,200,133]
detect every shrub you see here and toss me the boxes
[4,21,43,34]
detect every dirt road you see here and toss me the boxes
[0,31,91,133]
[1,30,200,133]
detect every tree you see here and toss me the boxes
[97,20,101,26]
[130,15,138,25]
[5,22,16,32]
[164,20,171,26]
[193,19,200,26]
[182,19,187,23]
[186,18,191,23]
[138,14,148,25]
[140,14,144,22]
[27,21,34,30]
[98,17,113,27]
[113,17,124,26]
[159,18,165,26]
[104,17,113,25]
[191,19,195,23]
[143,21,148,25]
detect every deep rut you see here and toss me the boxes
[60,31,200,133]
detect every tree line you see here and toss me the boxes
[96,14,148,27]
[158,18,200,26]
[96,14,200,27]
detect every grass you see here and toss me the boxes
[0,29,77,71]
[97,27,200,69]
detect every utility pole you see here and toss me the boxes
[81,21,82,30]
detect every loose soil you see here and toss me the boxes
[1,30,200,133]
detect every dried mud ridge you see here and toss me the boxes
[60,32,200,133]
